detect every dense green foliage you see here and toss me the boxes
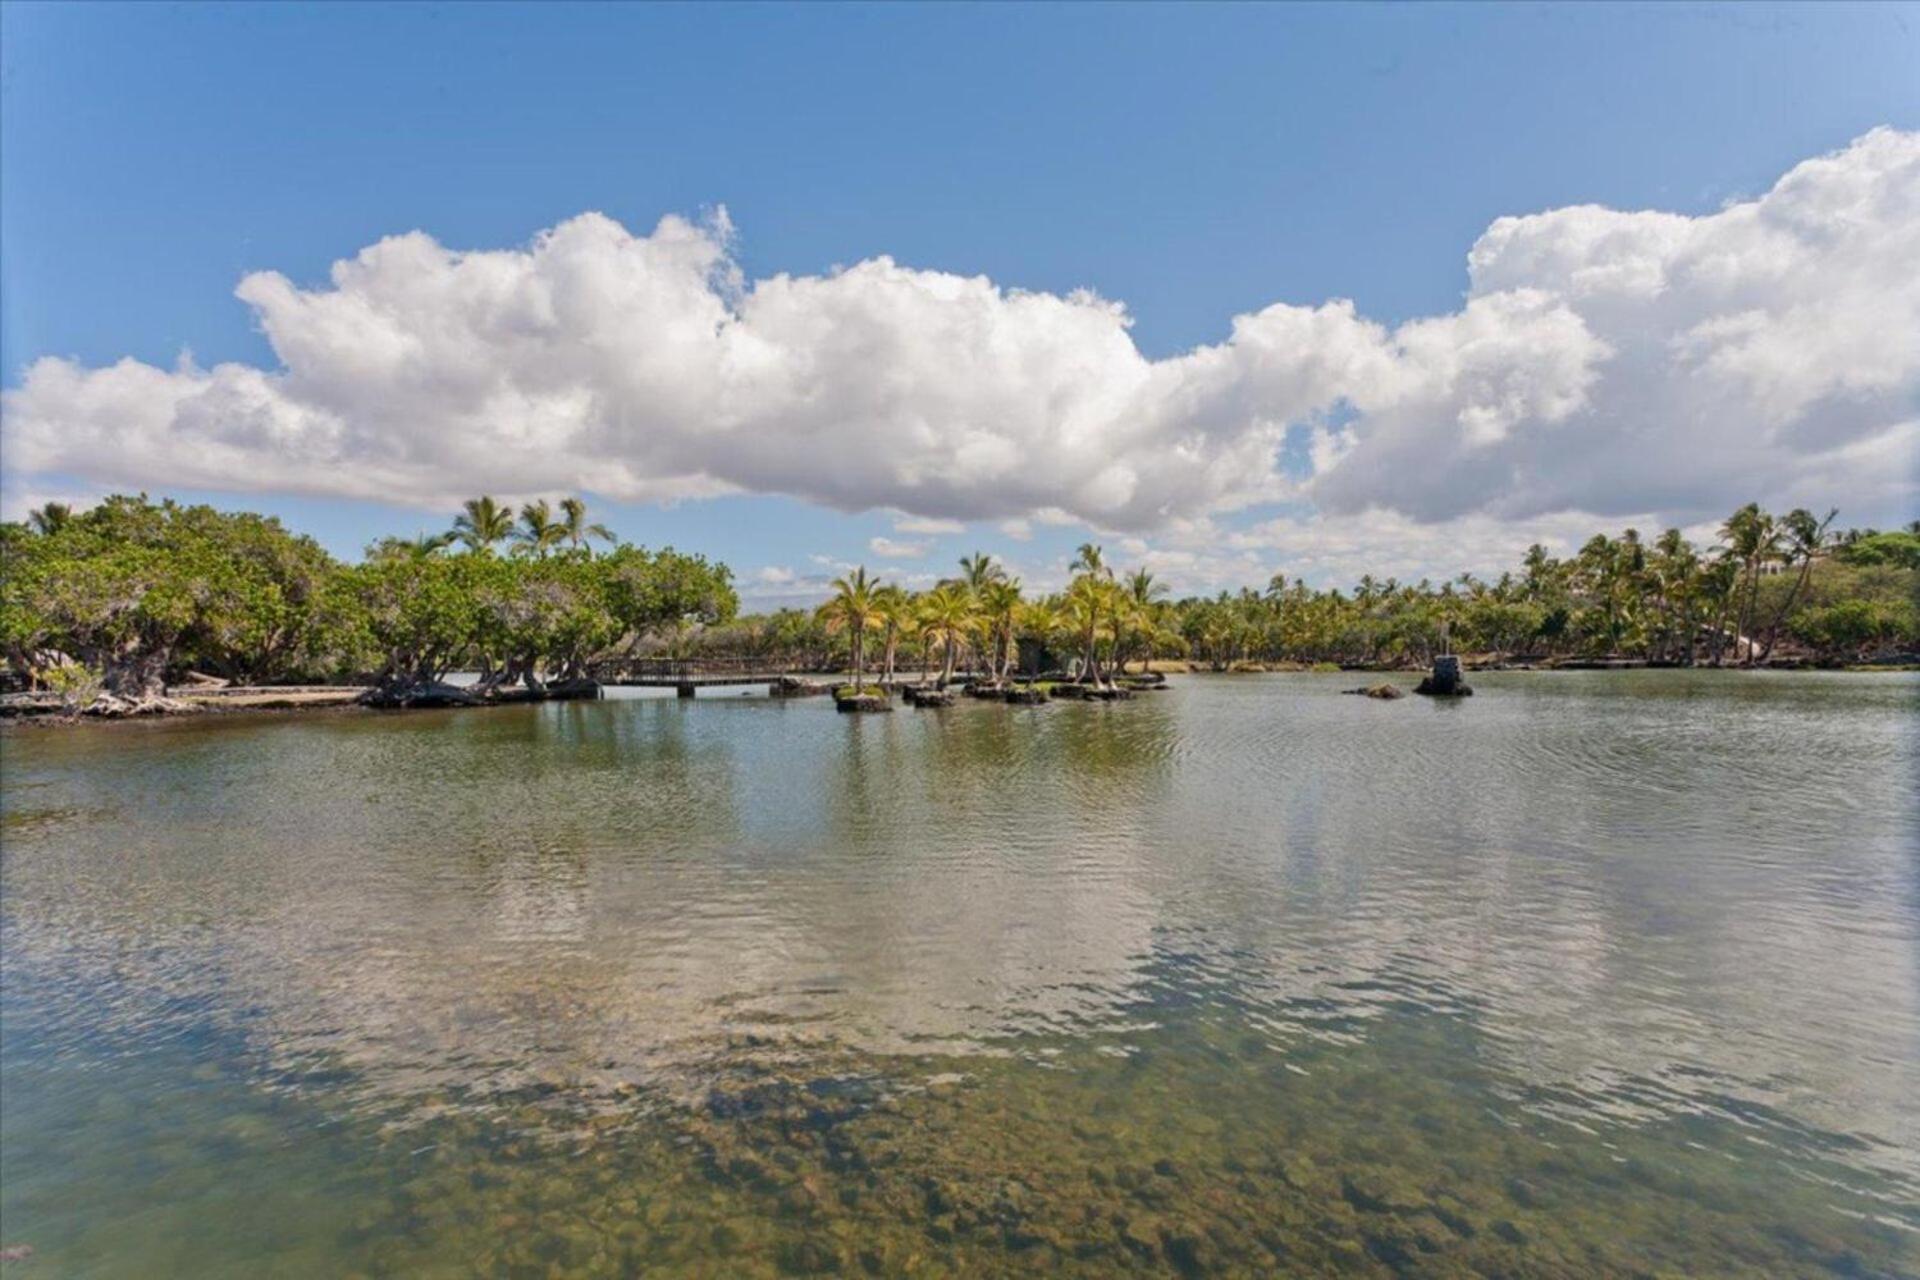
[1,496,337,695]
[2,495,736,699]
[687,507,1919,676]
[5,497,1910,703]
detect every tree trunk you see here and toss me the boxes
[1708,590,1733,667]
[79,642,193,716]
[100,645,169,700]
[1737,561,1761,666]
[1758,554,1815,664]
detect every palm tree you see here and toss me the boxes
[1650,528,1697,663]
[948,552,1006,672]
[1702,554,1742,667]
[511,500,566,558]
[451,496,515,554]
[1720,503,1779,665]
[558,497,614,552]
[1071,543,1109,581]
[957,551,1006,594]
[1619,528,1648,650]
[1067,544,1118,684]
[27,502,72,536]
[1117,568,1167,674]
[917,583,977,688]
[1758,507,1836,663]
[872,585,911,687]
[976,578,1024,684]
[1062,576,1115,686]
[816,567,883,692]
[1575,534,1621,653]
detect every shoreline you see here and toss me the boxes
[3,662,1913,729]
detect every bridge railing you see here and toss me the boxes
[589,656,832,679]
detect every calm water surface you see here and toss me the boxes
[2,672,1916,1277]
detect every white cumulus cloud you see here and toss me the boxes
[891,513,966,535]
[4,129,1915,540]
[868,535,929,560]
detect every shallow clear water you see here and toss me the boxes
[2,671,1916,1277]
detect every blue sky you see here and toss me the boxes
[3,2,1916,601]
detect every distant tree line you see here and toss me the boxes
[684,505,1920,679]
[1,495,735,709]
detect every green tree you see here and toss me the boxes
[0,496,338,700]
[511,500,566,559]
[1757,508,1836,663]
[976,577,1024,684]
[917,582,978,688]
[1719,503,1779,665]
[817,567,883,692]
[451,496,515,555]
[327,554,490,699]
[27,503,72,536]
[872,585,912,686]
[558,497,614,551]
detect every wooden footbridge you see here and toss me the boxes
[587,657,834,697]
[587,657,988,698]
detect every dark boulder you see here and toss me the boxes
[359,680,483,710]
[1414,655,1473,697]
[543,678,603,701]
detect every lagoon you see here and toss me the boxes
[2,672,1916,1276]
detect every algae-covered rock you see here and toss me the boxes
[1344,683,1405,699]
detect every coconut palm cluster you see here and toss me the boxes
[814,545,1176,694]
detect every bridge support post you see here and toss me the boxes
[676,681,697,700]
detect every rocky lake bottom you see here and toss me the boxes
[3,671,1916,1276]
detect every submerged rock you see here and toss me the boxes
[1344,684,1405,700]
[1413,677,1473,697]
[771,676,832,698]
